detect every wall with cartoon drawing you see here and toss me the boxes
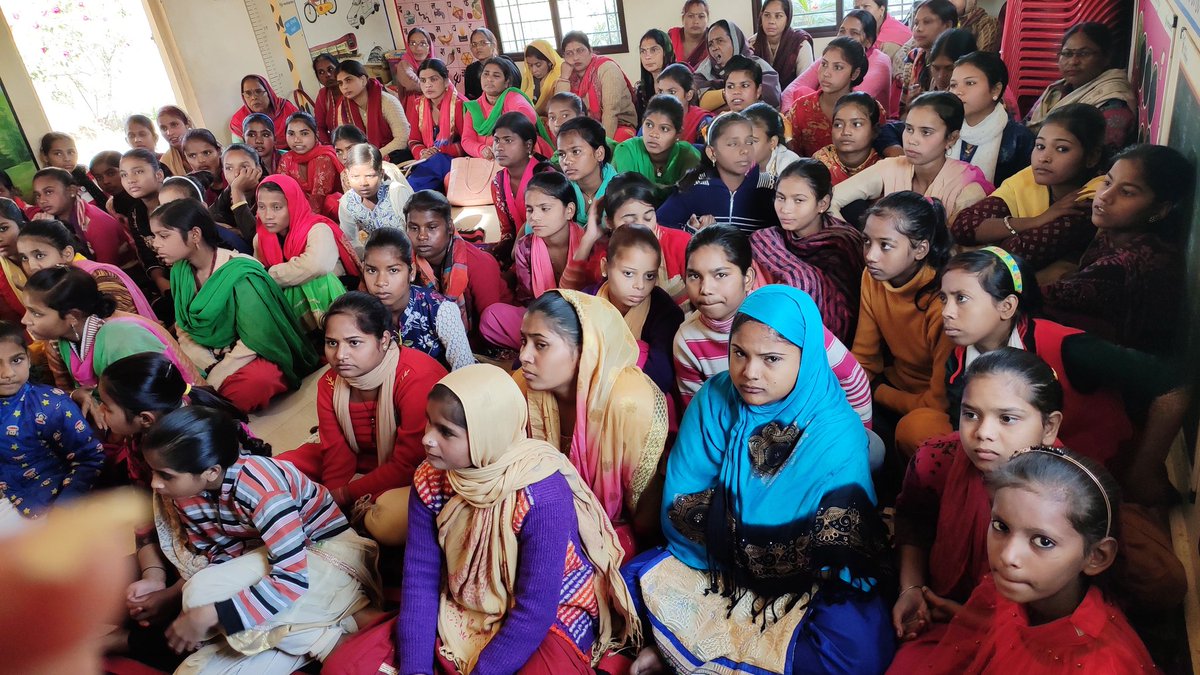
[393,0,489,87]
[290,0,398,65]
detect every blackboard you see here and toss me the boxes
[1165,34,1200,394]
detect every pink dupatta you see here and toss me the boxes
[500,158,537,235]
[529,224,582,297]
[74,259,157,321]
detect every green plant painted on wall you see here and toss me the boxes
[0,78,35,197]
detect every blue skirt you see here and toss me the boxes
[624,548,895,674]
[407,153,452,193]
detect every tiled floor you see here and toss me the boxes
[247,368,325,454]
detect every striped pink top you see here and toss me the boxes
[673,310,873,426]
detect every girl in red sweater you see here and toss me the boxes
[913,447,1157,674]
[277,292,446,513]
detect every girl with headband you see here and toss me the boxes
[890,347,1184,671]
[910,246,1187,506]
[911,447,1157,673]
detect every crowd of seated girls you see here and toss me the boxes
[4,5,1196,674]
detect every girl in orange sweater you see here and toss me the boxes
[852,190,954,457]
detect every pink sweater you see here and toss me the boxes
[673,311,872,426]
[783,47,893,114]
[461,94,540,159]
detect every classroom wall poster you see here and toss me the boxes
[0,78,35,197]
[293,0,398,66]
[1131,0,1177,143]
[393,0,490,87]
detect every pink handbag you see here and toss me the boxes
[445,157,498,207]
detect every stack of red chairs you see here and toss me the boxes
[999,0,1127,117]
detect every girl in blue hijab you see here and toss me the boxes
[628,285,894,674]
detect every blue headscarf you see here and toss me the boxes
[662,285,879,597]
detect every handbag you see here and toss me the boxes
[445,157,498,207]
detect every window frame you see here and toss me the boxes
[484,0,631,61]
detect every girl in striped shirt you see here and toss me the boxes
[141,406,381,673]
[673,224,873,425]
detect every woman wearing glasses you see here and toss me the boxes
[229,74,299,143]
[1025,22,1136,152]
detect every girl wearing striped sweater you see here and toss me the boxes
[673,224,872,424]
[141,406,380,674]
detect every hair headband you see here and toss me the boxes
[981,246,1023,293]
[1015,446,1111,538]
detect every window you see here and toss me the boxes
[751,0,914,38]
[485,0,629,57]
[0,0,178,162]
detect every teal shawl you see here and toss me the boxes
[662,285,883,598]
[570,163,618,226]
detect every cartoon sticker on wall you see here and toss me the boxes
[393,0,490,81]
[346,0,382,27]
[298,0,396,66]
[303,0,337,23]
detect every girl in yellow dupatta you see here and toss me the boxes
[398,364,639,674]
[512,289,668,558]
[521,40,564,118]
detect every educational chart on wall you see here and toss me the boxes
[294,0,398,65]
[1131,0,1178,143]
[393,0,490,86]
[0,78,35,196]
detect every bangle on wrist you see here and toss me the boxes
[231,200,248,211]
[1002,215,1019,237]
[141,565,166,577]
[898,585,923,598]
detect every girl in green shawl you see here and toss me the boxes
[613,94,701,191]
[149,199,318,414]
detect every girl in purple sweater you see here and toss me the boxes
[397,364,639,674]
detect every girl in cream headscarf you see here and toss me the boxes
[396,364,640,674]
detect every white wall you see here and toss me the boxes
[151,0,270,142]
[609,0,755,75]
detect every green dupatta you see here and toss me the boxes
[465,87,555,148]
[612,137,701,187]
[171,255,318,388]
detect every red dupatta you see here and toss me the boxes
[669,26,709,69]
[417,84,466,151]
[752,24,812,87]
[337,78,394,149]
[681,105,713,144]
[278,144,345,178]
[572,55,634,125]
[229,75,300,137]
[255,174,360,276]
[314,86,342,142]
[928,445,992,600]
